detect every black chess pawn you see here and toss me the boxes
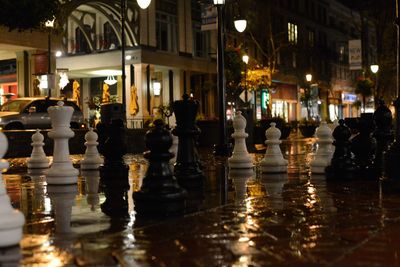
[325,119,358,179]
[373,100,394,176]
[172,94,205,189]
[351,115,377,177]
[133,119,187,216]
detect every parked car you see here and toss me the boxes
[0,97,85,130]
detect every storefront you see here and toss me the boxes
[341,92,359,118]
[256,83,297,122]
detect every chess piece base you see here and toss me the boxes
[228,158,253,169]
[27,161,49,169]
[134,190,187,215]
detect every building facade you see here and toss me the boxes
[0,0,378,126]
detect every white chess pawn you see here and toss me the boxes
[311,121,333,173]
[260,122,288,173]
[228,111,253,169]
[0,132,25,247]
[27,129,49,169]
[82,170,100,211]
[81,128,103,170]
[46,101,79,185]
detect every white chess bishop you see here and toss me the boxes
[0,131,25,247]
[46,101,79,184]
[260,122,288,173]
[310,121,333,173]
[228,111,253,169]
[27,129,49,169]
[81,128,103,170]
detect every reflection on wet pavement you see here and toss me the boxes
[2,138,400,266]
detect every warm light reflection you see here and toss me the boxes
[238,236,250,242]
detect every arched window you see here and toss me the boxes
[75,26,90,54]
[103,22,119,50]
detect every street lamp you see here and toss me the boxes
[121,0,151,113]
[242,54,249,104]
[383,0,400,179]
[45,18,55,97]
[305,73,312,82]
[213,0,247,156]
[370,64,379,74]
[370,64,379,106]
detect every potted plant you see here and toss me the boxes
[355,76,373,112]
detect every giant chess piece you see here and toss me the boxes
[46,101,79,184]
[172,94,204,189]
[0,132,25,247]
[100,175,130,217]
[374,101,393,172]
[26,129,49,169]
[351,115,377,177]
[81,128,103,170]
[311,121,333,174]
[228,111,253,169]
[134,119,187,215]
[97,103,129,181]
[260,122,288,173]
[325,119,358,179]
[82,170,100,211]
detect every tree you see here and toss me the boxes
[355,76,374,111]
[0,0,60,31]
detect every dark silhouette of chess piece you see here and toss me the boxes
[97,119,129,180]
[325,119,358,179]
[100,174,130,217]
[351,115,377,178]
[133,119,187,215]
[172,94,205,189]
[372,100,394,177]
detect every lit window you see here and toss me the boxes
[288,22,297,44]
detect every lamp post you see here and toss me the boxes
[370,64,379,106]
[305,73,312,119]
[213,0,247,156]
[45,19,55,97]
[383,0,400,179]
[121,0,151,110]
[242,54,249,104]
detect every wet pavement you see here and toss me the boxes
[2,136,400,266]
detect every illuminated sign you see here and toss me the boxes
[342,93,357,102]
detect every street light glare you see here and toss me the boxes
[370,64,379,73]
[234,19,247,33]
[213,0,225,5]
[306,74,312,82]
[242,55,249,64]
[137,0,151,9]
